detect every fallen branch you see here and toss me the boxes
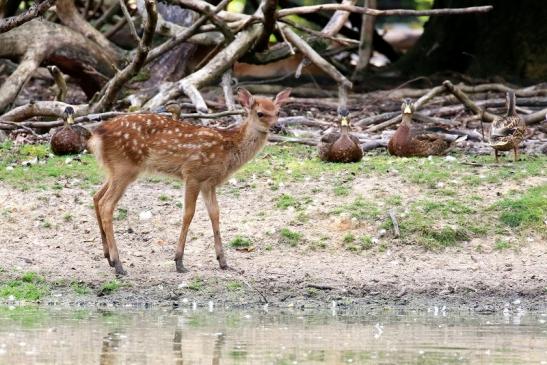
[145,23,264,111]
[268,134,318,146]
[0,101,88,123]
[119,0,140,43]
[0,0,57,34]
[47,66,67,102]
[90,0,158,113]
[277,4,493,18]
[388,209,400,238]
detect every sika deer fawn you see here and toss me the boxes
[88,88,291,275]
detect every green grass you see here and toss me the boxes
[63,213,73,222]
[115,208,128,221]
[494,240,511,250]
[275,193,311,210]
[0,272,49,301]
[158,194,171,202]
[493,185,546,232]
[0,143,102,190]
[187,277,204,291]
[226,280,243,292]
[229,235,252,248]
[279,228,302,246]
[99,280,121,295]
[344,234,374,252]
[71,281,90,295]
[332,197,381,220]
[333,185,351,197]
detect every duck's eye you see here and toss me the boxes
[257,112,264,118]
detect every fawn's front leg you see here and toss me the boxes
[175,179,200,273]
[201,184,228,269]
[93,182,112,266]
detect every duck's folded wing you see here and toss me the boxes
[320,132,340,143]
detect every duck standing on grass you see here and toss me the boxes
[318,109,363,163]
[489,91,527,162]
[388,99,457,157]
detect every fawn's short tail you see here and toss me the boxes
[87,134,104,167]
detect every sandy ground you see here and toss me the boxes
[0,172,546,312]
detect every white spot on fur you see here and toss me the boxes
[124,133,129,139]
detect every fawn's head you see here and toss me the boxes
[238,88,291,132]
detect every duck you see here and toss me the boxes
[50,107,91,155]
[489,91,526,162]
[388,99,456,157]
[318,109,363,163]
[157,102,181,120]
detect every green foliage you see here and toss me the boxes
[71,281,90,295]
[187,277,204,291]
[279,228,302,246]
[494,240,511,250]
[115,208,128,221]
[229,235,252,248]
[99,280,121,295]
[0,272,49,301]
[332,197,380,220]
[276,194,311,210]
[494,185,546,231]
[226,281,243,292]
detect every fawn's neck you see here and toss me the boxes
[226,117,269,171]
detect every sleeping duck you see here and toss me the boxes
[318,109,363,163]
[157,102,182,120]
[489,91,526,162]
[388,99,456,157]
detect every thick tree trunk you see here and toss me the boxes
[396,0,547,81]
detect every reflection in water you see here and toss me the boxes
[173,328,183,365]
[0,306,546,364]
[100,330,123,365]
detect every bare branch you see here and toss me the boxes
[119,0,140,43]
[145,23,264,111]
[221,70,242,122]
[91,0,158,113]
[0,0,57,34]
[145,0,230,64]
[0,101,87,123]
[277,5,493,18]
[321,0,356,36]
[353,0,376,76]
[176,0,234,43]
[280,24,352,90]
[47,66,67,102]
[255,0,278,51]
[442,80,496,122]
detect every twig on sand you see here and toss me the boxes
[388,209,400,238]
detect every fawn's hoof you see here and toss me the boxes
[107,258,114,267]
[114,262,127,276]
[218,261,229,270]
[175,261,188,273]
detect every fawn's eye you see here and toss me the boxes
[257,112,264,118]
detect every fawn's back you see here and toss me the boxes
[88,112,267,184]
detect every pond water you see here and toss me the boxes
[0,305,546,364]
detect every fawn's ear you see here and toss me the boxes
[274,88,292,106]
[237,88,255,109]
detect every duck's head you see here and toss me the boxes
[156,102,181,119]
[63,106,75,125]
[338,107,350,128]
[401,99,415,115]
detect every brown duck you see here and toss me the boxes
[50,107,91,155]
[388,100,454,157]
[318,109,363,163]
[489,91,526,162]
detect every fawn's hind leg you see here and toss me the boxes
[98,173,137,276]
[175,179,200,273]
[93,182,111,265]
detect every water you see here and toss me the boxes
[0,306,546,364]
